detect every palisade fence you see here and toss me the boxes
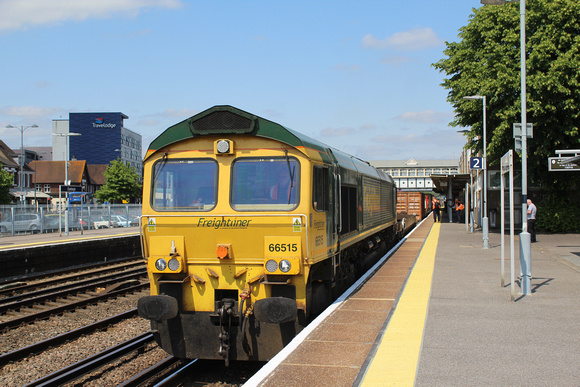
[0,203,142,236]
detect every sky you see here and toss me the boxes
[0,0,481,162]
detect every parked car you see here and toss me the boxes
[43,214,64,231]
[92,216,113,229]
[0,213,42,233]
[44,214,85,231]
[110,215,138,227]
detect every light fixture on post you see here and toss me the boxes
[480,0,531,294]
[457,129,475,233]
[52,132,82,236]
[6,124,38,204]
[463,95,488,248]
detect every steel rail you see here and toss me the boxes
[0,309,139,365]
[116,355,181,387]
[0,256,142,289]
[0,282,148,331]
[0,260,144,297]
[153,358,200,386]
[0,268,146,309]
[24,332,155,387]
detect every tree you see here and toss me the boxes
[433,0,580,231]
[0,167,14,204]
[94,159,142,204]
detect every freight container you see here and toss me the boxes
[396,191,433,221]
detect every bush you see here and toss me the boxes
[535,196,580,233]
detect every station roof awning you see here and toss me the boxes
[24,191,52,199]
[430,173,471,194]
[10,190,52,199]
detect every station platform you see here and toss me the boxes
[0,227,139,250]
[244,219,580,386]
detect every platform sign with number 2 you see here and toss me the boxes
[470,157,483,170]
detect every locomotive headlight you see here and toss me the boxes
[265,259,278,273]
[155,258,167,271]
[214,139,234,155]
[168,258,180,271]
[217,140,230,153]
[279,259,292,273]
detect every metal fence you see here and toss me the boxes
[0,204,142,236]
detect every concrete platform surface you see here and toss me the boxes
[245,220,580,386]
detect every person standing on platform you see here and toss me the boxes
[432,198,440,222]
[527,198,537,242]
[454,199,464,223]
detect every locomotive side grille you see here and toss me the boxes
[190,110,256,135]
[362,177,387,226]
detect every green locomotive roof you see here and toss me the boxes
[145,105,330,162]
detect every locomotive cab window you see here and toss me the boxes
[151,158,218,211]
[231,158,300,211]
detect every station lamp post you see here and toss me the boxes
[6,124,38,203]
[457,129,475,233]
[480,0,531,293]
[463,95,488,249]
[52,132,82,235]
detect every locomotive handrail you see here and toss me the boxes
[337,174,342,233]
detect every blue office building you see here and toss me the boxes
[68,113,142,175]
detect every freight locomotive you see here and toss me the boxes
[137,106,398,364]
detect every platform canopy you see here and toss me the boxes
[430,173,471,195]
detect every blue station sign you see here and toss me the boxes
[470,157,483,169]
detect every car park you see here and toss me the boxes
[92,216,114,229]
[110,215,138,227]
[43,214,63,231]
[0,213,43,233]
[43,214,86,231]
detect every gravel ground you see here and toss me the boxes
[67,342,169,387]
[0,289,150,354]
[0,290,152,385]
[0,288,261,386]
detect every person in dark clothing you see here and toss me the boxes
[454,199,464,223]
[432,198,440,222]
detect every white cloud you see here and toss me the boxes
[0,0,183,31]
[0,105,61,117]
[362,27,443,51]
[395,110,452,124]
[359,124,376,131]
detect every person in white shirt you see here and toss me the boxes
[527,198,537,242]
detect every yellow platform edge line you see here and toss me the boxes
[0,232,139,250]
[360,223,440,387]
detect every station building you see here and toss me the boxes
[369,158,459,191]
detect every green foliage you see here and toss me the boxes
[433,0,580,194]
[0,168,14,204]
[535,195,580,233]
[94,159,142,204]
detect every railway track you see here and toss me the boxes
[0,256,144,296]
[0,309,138,365]
[24,332,157,386]
[21,332,204,387]
[0,280,148,331]
[0,256,148,331]
[118,356,196,386]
